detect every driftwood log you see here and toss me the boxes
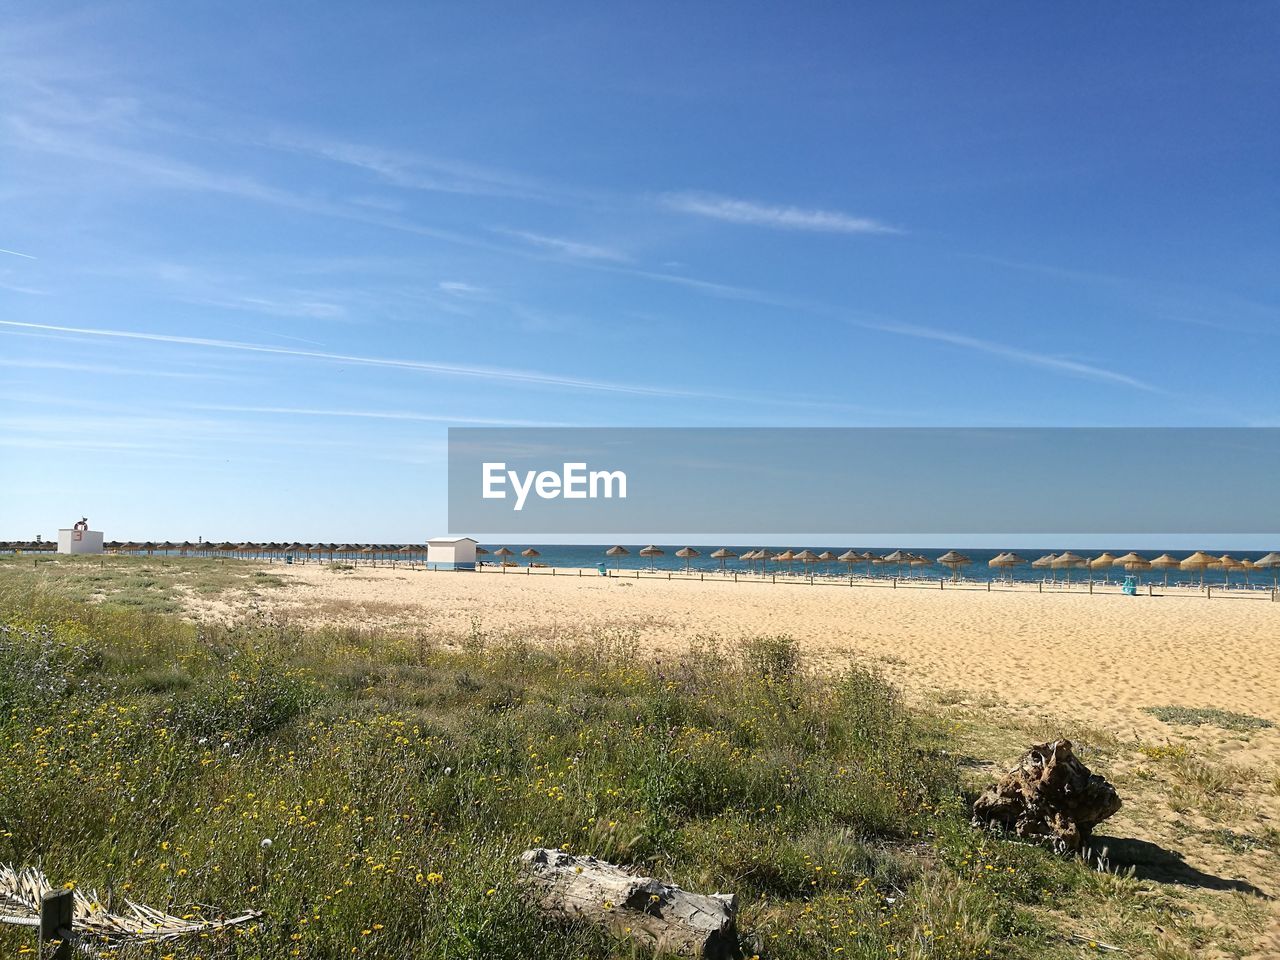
[519,848,738,958]
[972,739,1121,853]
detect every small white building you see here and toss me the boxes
[57,518,104,555]
[426,536,477,570]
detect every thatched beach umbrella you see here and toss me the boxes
[1031,553,1057,573]
[675,546,700,572]
[1148,553,1180,587]
[1216,554,1242,587]
[710,547,736,572]
[816,550,836,574]
[1112,552,1151,583]
[774,549,796,574]
[639,544,664,570]
[1254,552,1280,588]
[521,548,541,566]
[937,550,971,581]
[605,545,629,570]
[1088,552,1117,583]
[837,549,859,576]
[1052,552,1087,584]
[1236,557,1257,587]
[880,549,911,578]
[493,546,514,569]
[1179,551,1217,587]
[794,549,820,575]
[988,552,1022,581]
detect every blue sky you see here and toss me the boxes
[2,2,1278,542]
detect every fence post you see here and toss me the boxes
[40,888,74,959]
[939,578,944,590]
[1089,581,1093,595]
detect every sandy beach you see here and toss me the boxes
[227,563,1280,766]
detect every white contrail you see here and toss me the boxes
[0,319,702,398]
[0,247,37,260]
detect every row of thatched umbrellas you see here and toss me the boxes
[0,540,57,552]
[596,546,1280,586]
[603,545,967,576]
[73,541,1280,586]
[1012,550,1280,587]
[103,542,437,560]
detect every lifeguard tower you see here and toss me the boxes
[57,517,105,555]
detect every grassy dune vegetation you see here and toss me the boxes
[0,558,1266,958]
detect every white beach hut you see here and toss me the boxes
[426,536,478,571]
[57,517,104,555]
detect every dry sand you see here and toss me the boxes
[228,564,1280,765]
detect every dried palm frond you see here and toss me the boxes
[0,864,260,945]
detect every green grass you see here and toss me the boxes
[0,573,1258,959]
[0,553,288,614]
[1143,705,1274,732]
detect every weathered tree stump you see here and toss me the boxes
[972,739,1121,853]
[519,848,738,958]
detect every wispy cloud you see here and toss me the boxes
[438,281,490,298]
[857,319,1158,392]
[492,228,630,262]
[662,192,901,235]
[0,357,238,380]
[0,320,704,398]
[179,293,347,320]
[269,133,556,202]
[0,247,37,259]
[192,404,571,427]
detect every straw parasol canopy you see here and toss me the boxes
[794,549,820,575]
[1236,557,1257,586]
[880,549,909,575]
[675,546,700,571]
[936,550,971,581]
[773,549,796,573]
[1148,553,1180,587]
[988,551,1025,581]
[1112,552,1151,578]
[709,547,737,572]
[1052,551,1087,583]
[521,548,541,563]
[637,544,663,569]
[837,549,860,570]
[1179,550,1217,586]
[1087,552,1118,583]
[493,546,515,567]
[1216,554,1242,586]
[604,545,629,570]
[1254,551,1280,587]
